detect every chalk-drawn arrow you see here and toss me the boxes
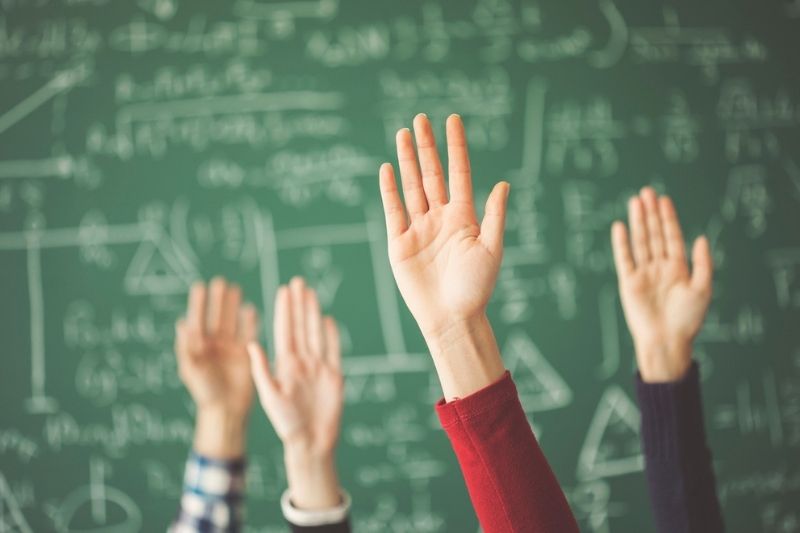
[0,63,90,136]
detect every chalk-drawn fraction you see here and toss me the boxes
[713,368,800,448]
[768,249,800,309]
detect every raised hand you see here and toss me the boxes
[175,277,258,458]
[379,114,510,338]
[611,187,713,382]
[379,114,508,399]
[248,277,343,509]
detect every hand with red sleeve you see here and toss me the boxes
[378,113,579,533]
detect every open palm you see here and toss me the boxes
[248,277,343,453]
[175,277,258,417]
[379,114,509,337]
[611,188,713,381]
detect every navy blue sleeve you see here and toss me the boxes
[288,521,351,533]
[636,362,725,533]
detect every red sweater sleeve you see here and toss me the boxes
[436,371,579,533]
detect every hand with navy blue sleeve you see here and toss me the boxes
[612,187,725,533]
[611,187,713,383]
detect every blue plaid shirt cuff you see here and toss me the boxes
[170,451,246,533]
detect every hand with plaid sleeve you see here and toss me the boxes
[171,277,257,532]
[175,278,258,460]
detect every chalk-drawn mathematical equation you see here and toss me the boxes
[1,0,799,531]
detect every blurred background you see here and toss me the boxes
[0,0,799,531]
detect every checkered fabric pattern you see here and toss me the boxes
[170,452,245,533]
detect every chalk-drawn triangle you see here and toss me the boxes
[576,385,643,480]
[0,472,33,533]
[124,235,196,295]
[503,331,573,412]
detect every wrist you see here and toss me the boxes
[193,406,248,460]
[422,313,506,401]
[284,443,340,510]
[634,339,693,383]
[284,441,335,468]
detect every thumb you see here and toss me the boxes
[174,319,187,360]
[479,181,510,254]
[690,235,713,295]
[247,341,278,403]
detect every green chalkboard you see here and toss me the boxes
[1,0,799,531]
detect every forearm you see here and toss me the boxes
[437,372,579,532]
[422,313,506,401]
[193,407,248,460]
[637,362,724,533]
[284,445,342,510]
[282,444,351,532]
[424,313,577,530]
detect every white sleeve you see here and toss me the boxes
[280,488,351,527]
